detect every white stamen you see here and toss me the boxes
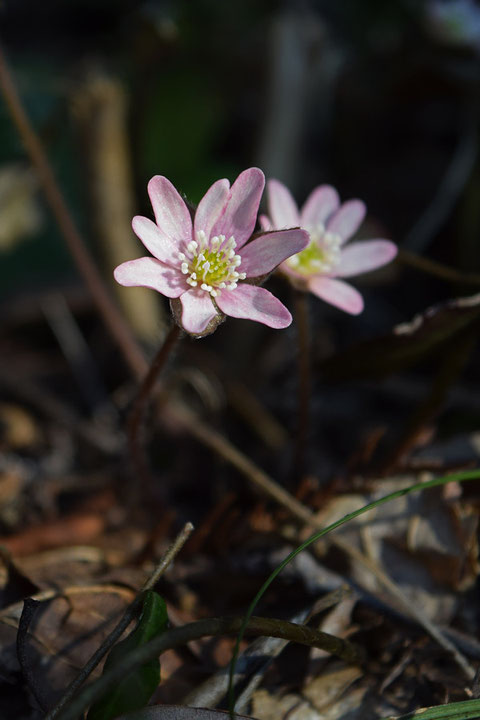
[181,232,245,295]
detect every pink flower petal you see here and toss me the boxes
[267,179,300,229]
[114,257,187,298]
[307,276,364,314]
[300,184,340,229]
[259,214,272,231]
[334,240,398,278]
[215,284,292,328]
[239,229,309,277]
[132,216,180,266]
[147,176,193,247]
[211,168,265,249]
[179,289,218,334]
[326,199,366,244]
[194,178,230,240]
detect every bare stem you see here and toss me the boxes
[44,521,194,720]
[127,324,181,484]
[292,289,311,481]
[53,615,362,720]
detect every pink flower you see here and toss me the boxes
[260,180,397,315]
[114,169,309,336]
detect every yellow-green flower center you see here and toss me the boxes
[286,224,341,275]
[179,230,246,297]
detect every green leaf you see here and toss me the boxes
[86,591,168,720]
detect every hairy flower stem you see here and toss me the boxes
[127,324,182,486]
[292,289,311,482]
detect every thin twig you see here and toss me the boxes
[127,324,181,484]
[398,248,480,286]
[54,615,363,720]
[44,522,194,720]
[0,41,147,379]
[292,289,311,481]
[174,401,314,525]
[141,522,194,592]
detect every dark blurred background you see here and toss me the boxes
[1,0,480,480]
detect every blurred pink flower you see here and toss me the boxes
[114,168,308,336]
[260,180,397,315]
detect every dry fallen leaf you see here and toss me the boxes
[314,477,479,623]
[0,584,135,707]
[252,663,364,720]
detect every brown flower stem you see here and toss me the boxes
[127,324,181,484]
[0,41,147,379]
[53,615,363,720]
[292,289,311,481]
[44,521,194,720]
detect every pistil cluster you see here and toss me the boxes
[286,223,341,275]
[178,229,247,298]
